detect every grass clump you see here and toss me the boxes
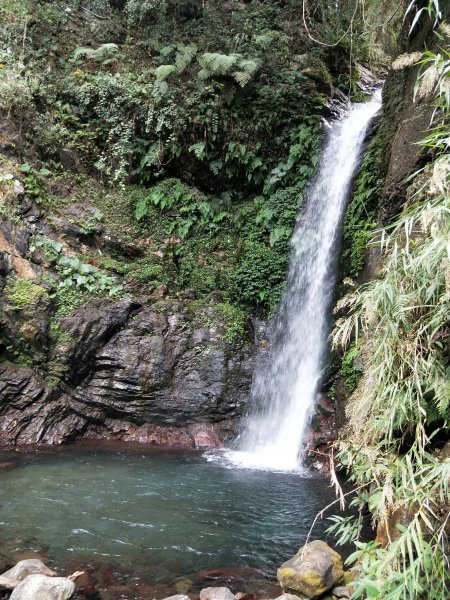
[330,32,450,600]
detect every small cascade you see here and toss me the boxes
[223,92,381,472]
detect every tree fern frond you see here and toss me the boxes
[175,44,197,72]
[237,58,259,75]
[231,70,252,87]
[197,52,259,86]
[199,52,239,75]
[73,43,119,63]
[155,64,177,81]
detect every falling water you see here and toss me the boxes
[223,93,381,472]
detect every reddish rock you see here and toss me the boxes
[0,462,16,470]
[188,423,223,449]
[83,420,225,449]
[60,556,119,598]
[315,394,335,413]
[72,569,98,598]
[235,592,257,600]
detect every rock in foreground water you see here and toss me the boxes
[200,587,237,600]
[9,574,75,600]
[2,559,55,581]
[274,594,306,600]
[277,540,343,599]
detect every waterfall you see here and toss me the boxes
[224,93,382,472]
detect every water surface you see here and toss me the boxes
[0,443,337,587]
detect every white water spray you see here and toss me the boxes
[223,93,381,472]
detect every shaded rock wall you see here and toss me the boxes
[0,217,253,447]
[0,295,253,446]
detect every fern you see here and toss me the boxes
[73,43,119,63]
[232,70,252,87]
[198,52,259,87]
[199,52,239,75]
[155,64,177,81]
[175,44,197,72]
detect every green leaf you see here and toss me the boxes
[135,197,148,221]
[155,64,177,81]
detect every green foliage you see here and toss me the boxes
[155,64,177,81]
[231,241,287,310]
[4,278,48,311]
[338,448,450,600]
[125,0,167,23]
[104,256,169,287]
[73,44,119,64]
[0,0,356,326]
[136,178,228,239]
[57,255,122,294]
[30,235,123,295]
[255,185,303,245]
[51,287,87,318]
[176,244,232,297]
[341,128,385,277]
[18,162,51,204]
[198,52,260,87]
[340,342,363,393]
[335,191,450,441]
[214,302,248,345]
[331,42,450,600]
[0,62,35,116]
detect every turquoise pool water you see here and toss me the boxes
[0,443,337,593]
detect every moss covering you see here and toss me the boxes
[4,278,48,312]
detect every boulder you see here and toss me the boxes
[200,587,236,600]
[2,559,55,581]
[277,541,343,599]
[9,574,75,599]
[162,595,191,600]
[175,577,193,594]
[332,586,350,599]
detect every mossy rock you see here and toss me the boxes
[4,278,48,312]
[277,540,343,599]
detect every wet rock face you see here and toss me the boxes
[66,301,251,426]
[0,297,253,446]
[0,364,86,445]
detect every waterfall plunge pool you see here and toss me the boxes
[0,442,341,597]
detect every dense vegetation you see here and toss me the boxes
[0,0,395,333]
[2,1,448,599]
[0,0,361,334]
[329,4,450,599]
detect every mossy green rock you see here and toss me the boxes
[277,540,343,599]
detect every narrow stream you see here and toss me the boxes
[223,93,382,472]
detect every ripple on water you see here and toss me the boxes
[0,444,339,586]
